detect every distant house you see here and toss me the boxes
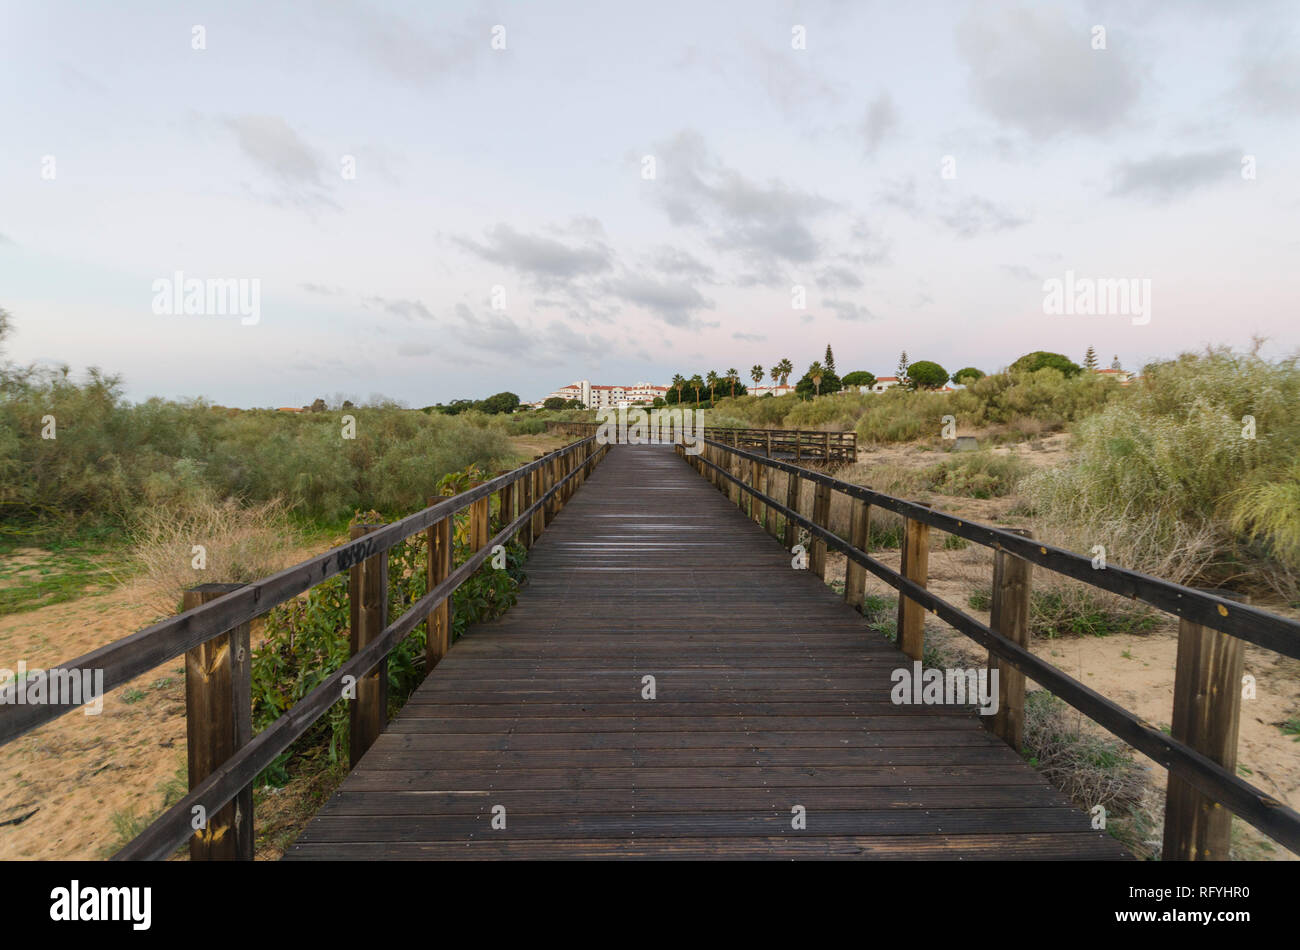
[749,384,795,397]
[1091,367,1133,385]
[870,376,902,393]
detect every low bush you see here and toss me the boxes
[1023,346,1300,599]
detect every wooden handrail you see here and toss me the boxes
[683,438,1300,859]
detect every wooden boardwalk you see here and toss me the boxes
[287,444,1129,860]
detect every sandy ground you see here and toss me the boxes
[0,585,190,858]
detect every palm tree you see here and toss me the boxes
[777,358,794,386]
[727,367,739,397]
[706,370,719,404]
[689,374,704,404]
[770,365,780,389]
[751,364,764,391]
[808,361,825,397]
[671,373,685,405]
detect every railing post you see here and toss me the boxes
[986,529,1033,750]
[810,482,832,578]
[425,504,452,671]
[752,459,767,527]
[795,430,802,462]
[499,476,515,535]
[182,583,253,861]
[733,449,743,509]
[896,505,931,661]
[783,469,801,549]
[765,431,772,458]
[520,468,534,549]
[1163,591,1247,861]
[349,522,388,769]
[844,497,871,610]
[531,456,545,539]
[823,431,830,461]
[764,464,781,538]
[470,485,490,554]
[542,456,556,525]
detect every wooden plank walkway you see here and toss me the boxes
[286,444,1129,859]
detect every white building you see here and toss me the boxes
[869,376,902,393]
[748,384,796,397]
[542,380,668,409]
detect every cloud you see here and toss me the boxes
[447,304,615,365]
[818,265,864,289]
[647,130,840,282]
[956,6,1141,139]
[300,282,343,295]
[601,274,716,329]
[323,2,483,87]
[860,93,899,155]
[225,115,325,185]
[1109,148,1239,201]
[876,177,919,214]
[1236,29,1300,115]
[822,299,878,322]
[647,245,717,282]
[1002,264,1037,280]
[364,296,436,321]
[451,223,614,286]
[751,45,840,114]
[733,331,766,342]
[224,115,336,210]
[938,196,1029,238]
[397,342,436,357]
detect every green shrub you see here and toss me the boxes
[0,369,518,530]
[1023,346,1300,597]
[250,483,526,782]
[920,451,1028,499]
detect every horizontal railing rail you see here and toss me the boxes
[546,420,856,462]
[681,437,1300,859]
[0,435,609,860]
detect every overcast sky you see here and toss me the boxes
[1,0,1297,407]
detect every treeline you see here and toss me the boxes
[0,361,520,530]
[421,391,521,415]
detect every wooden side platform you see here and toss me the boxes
[286,444,1129,860]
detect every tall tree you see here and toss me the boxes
[751,364,764,390]
[906,361,949,390]
[824,344,836,375]
[777,357,793,386]
[770,365,781,388]
[727,367,739,397]
[671,373,685,404]
[896,350,909,385]
[706,370,719,403]
[1111,354,1122,371]
[689,374,704,403]
[808,361,825,397]
[1084,345,1099,371]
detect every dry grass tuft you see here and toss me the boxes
[129,496,301,615]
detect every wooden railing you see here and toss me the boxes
[546,420,856,463]
[679,437,1300,860]
[0,436,609,860]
